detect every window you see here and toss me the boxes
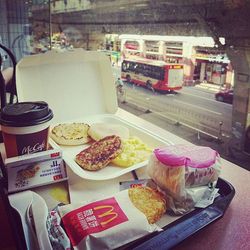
[1,0,249,170]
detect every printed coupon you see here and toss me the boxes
[7,158,67,193]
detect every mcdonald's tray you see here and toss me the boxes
[118,177,235,250]
[50,114,173,180]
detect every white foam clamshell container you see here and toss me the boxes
[16,49,117,122]
[16,49,172,180]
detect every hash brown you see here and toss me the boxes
[75,135,122,171]
[128,186,166,224]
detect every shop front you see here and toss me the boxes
[194,48,233,88]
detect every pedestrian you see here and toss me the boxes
[115,77,126,103]
[115,77,124,93]
[115,77,123,87]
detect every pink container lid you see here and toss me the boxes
[154,145,218,168]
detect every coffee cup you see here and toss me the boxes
[0,101,53,158]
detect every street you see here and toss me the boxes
[113,66,250,171]
[119,81,232,140]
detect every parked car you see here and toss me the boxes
[215,89,234,104]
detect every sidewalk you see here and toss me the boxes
[194,82,226,93]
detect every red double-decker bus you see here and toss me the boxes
[121,58,184,92]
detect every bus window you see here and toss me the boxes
[128,62,133,71]
[122,61,127,71]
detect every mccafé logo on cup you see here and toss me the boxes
[0,101,53,158]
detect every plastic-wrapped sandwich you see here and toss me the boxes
[147,144,221,214]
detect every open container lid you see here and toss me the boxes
[16,49,118,123]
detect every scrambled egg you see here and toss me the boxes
[112,136,152,167]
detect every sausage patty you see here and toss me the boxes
[75,135,122,171]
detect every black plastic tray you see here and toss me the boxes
[119,177,235,250]
[0,154,235,250]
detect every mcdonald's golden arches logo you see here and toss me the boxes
[94,205,118,226]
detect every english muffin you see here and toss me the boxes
[88,123,129,141]
[50,123,91,146]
